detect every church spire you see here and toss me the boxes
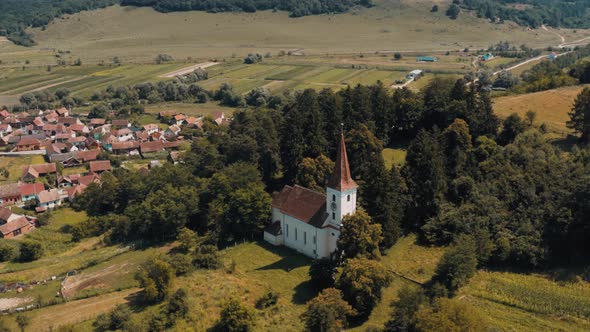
[327,133,358,191]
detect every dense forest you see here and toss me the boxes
[0,0,117,46]
[459,0,590,28]
[121,0,373,17]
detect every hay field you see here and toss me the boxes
[0,1,571,66]
[493,84,589,134]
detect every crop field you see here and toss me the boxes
[461,271,590,331]
[493,84,590,134]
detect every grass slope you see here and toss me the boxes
[0,1,571,66]
[493,84,590,134]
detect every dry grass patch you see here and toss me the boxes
[493,84,590,134]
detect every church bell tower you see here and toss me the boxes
[326,133,358,227]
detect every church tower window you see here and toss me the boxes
[347,195,350,202]
[332,194,335,201]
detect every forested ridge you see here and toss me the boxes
[120,0,373,17]
[0,0,118,46]
[459,0,590,28]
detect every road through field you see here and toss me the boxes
[159,62,219,78]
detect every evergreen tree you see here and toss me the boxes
[567,87,590,143]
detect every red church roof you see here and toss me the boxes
[327,134,357,191]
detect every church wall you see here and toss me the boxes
[282,215,325,258]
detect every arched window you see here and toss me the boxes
[332,194,336,201]
[347,195,351,202]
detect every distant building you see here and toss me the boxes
[480,53,494,61]
[548,52,558,60]
[407,69,423,80]
[417,56,437,62]
[264,134,358,259]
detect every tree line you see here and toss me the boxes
[0,0,117,46]
[121,0,373,17]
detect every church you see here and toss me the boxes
[264,134,358,259]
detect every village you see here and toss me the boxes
[0,107,229,239]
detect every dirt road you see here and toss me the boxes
[159,62,219,78]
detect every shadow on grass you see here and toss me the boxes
[254,241,311,272]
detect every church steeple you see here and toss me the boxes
[327,133,358,191]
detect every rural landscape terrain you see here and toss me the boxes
[0,0,589,331]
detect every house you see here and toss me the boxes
[89,118,106,127]
[22,163,57,181]
[0,183,22,206]
[211,111,227,126]
[58,117,82,127]
[36,189,62,212]
[111,141,140,155]
[78,174,100,186]
[85,137,101,150]
[112,128,133,142]
[111,119,130,129]
[0,124,12,137]
[16,137,41,151]
[0,216,34,239]
[169,151,183,164]
[264,134,358,259]
[417,56,437,62]
[57,175,75,188]
[548,52,558,60]
[68,136,87,148]
[480,53,494,61]
[56,107,69,117]
[165,125,181,139]
[143,124,160,135]
[140,141,165,155]
[174,114,187,126]
[20,182,45,203]
[407,69,423,80]
[0,110,10,119]
[75,149,100,162]
[89,160,112,174]
[66,184,86,202]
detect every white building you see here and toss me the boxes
[264,134,358,259]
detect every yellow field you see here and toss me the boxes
[493,84,590,134]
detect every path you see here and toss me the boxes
[159,62,220,78]
[391,78,414,89]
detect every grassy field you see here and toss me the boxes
[0,155,46,184]
[0,0,577,67]
[383,148,407,169]
[493,84,590,134]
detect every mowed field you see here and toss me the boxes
[493,84,590,134]
[0,0,574,66]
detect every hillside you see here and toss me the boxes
[0,1,574,65]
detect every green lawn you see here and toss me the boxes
[0,155,46,184]
[383,148,407,169]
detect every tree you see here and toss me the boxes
[309,257,337,290]
[403,129,447,229]
[498,113,527,145]
[301,288,356,332]
[336,209,383,261]
[296,154,335,192]
[446,4,460,19]
[15,314,30,332]
[384,286,427,332]
[415,298,487,332]
[430,235,478,296]
[19,240,43,262]
[177,227,197,253]
[0,240,16,262]
[394,53,402,60]
[431,5,439,12]
[217,298,255,332]
[567,87,590,143]
[336,257,392,317]
[441,119,472,178]
[193,244,221,269]
[136,258,175,303]
[167,288,190,321]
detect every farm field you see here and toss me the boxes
[0,1,578,67]
[493,84,590,134]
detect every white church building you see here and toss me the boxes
[264,134,358,259]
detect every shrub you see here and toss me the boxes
[301,288,355,332]
[19,240,43,262]
[255,291,279,309]
[0,240,17,262]
[193,245,221,269]
[216,298,255,332]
